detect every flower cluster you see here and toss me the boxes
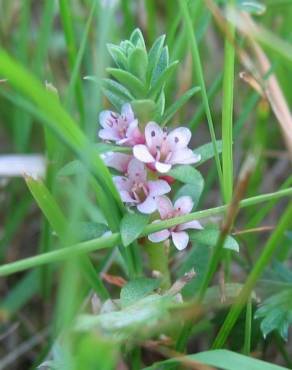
[98,103,202,250]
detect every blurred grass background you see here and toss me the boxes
[0,0,292,369]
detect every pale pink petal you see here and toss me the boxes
[171,231,189,250]
[121,103,134,122]
[137,196,157,214]
[167,127,191,149]
[155,161,172,173]
[148,229,170,243]
[103,152,131,172]
[174,196,193,214]
[148,180,171,196]
[133,145,155,163]
[120,190,137,203]
[157,196,173,219]
[127,158,146,182]
[113,176,132,191]
[99,110,117,128]
[145,121,164,149]
[98,128,120,142]
[169,148,201,165]
[177,220,203,231]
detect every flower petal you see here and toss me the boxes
[99,110,117,128]
[137,196,157,214]
[174,196,193,215]
[121,103,134,122]
[148,229,170,243]
[120,190,137,203]
[127,158,146,182]
[155,161,172,173]
[145,121,164,149]
[148,180,171,196]
[171,231,189,250]
[113,176,132,191]
[177,220,203,231]
[98,128,120,142]
[169,148,201,165]
[157,196,173,219]
[103,152,131,172]
[167,127,191,149]
[133,145,155,163]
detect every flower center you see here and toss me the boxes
[131,182,149,203]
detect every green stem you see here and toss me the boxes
[243,297,252,355]
[0,187,291,277]
[144,241,171,290]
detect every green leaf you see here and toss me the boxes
[25,177,67,237]
[120,278,160,307]
[101,78,134,99]
[148,61,178,99]
[128,47,148,81]
[143,349,288,370]
[107,43,128,69]
[130,28,146,49]
[190,226,240,252]
[146,34,166,83]
[168,165,204,185]
[78,222,108,242]
[151,46,169,85]
[174,169,204,209]
[161,86,201,125]
[131,99,157,123]
[255,288,292,340]
[193,140,223,166]
[120,212,149,247]
[107,68,146,98]
[177,244,211,298]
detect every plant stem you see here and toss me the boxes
[0,187,291,277]
[243,297,252,355]
[144,241,171,290]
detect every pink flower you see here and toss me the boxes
[148,196,203,250]
[98,103,144,146]
[113,158,171,214]
[102,152,132,173]
[133,122,201,173]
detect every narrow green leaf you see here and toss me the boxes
[148,61,179,99]
[130,28,146,49]
[151,46,169,85]
[128,48,148,81]
[107,68,146,98]
[146,34,166,83]
[107,43,128,69]
[143,349,288,370]
[120,212,149,247]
